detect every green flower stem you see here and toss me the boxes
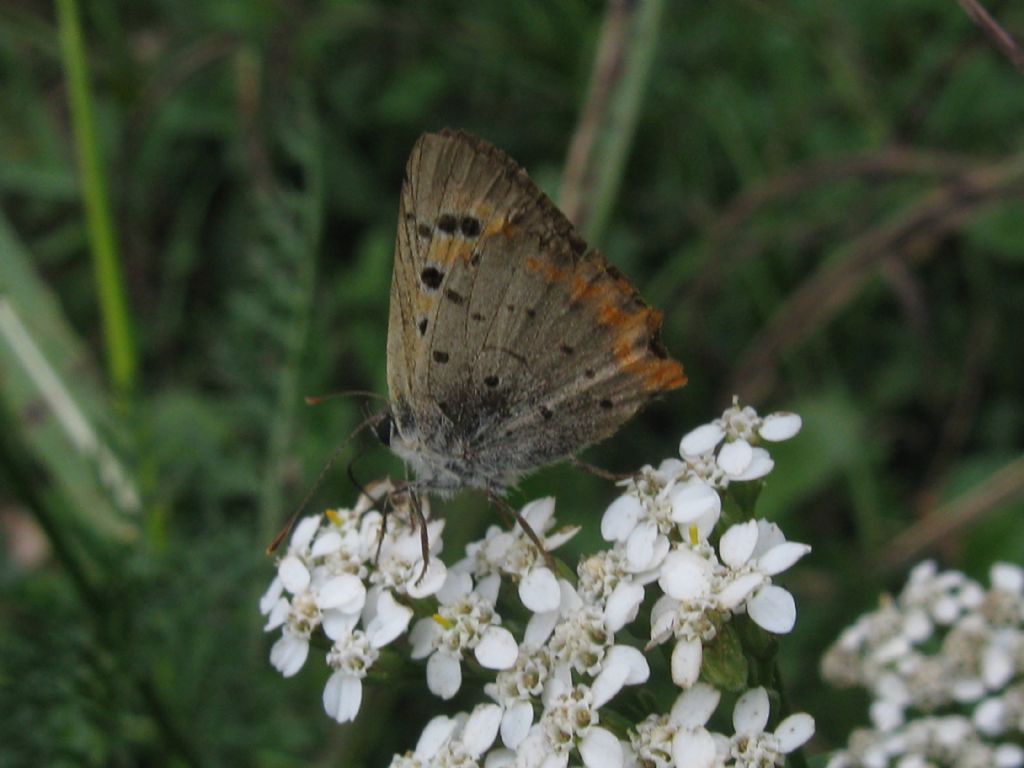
[56,0,136,399]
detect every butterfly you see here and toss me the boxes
[377,129,685,500]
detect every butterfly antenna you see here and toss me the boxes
[305,390,389,406]
[346,449,374,503]
[266,410,386,554]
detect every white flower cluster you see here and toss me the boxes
[822,561,1024,768]
[261,399,815,767]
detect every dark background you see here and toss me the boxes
[2,0,1023,765]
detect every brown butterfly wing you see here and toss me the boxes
[386,130,685,490]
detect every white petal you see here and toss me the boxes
[748,585,797,634]
[426,651,463,700]
[263,598,289,631]
[719,521,758,569]
[625,521,660,572]
[545,525,580,551]
[476,573,502,606]
[591,660,630,709]
[311,530,343,558]
[269,633,309,677]
[322,671,362,723]
[717,572,766,610]
[406,558,448,599]
[558,579,583,613]
[605,582,645,632]
[717,439,753,475]
[974,697,1005,735]
[524,610,559,648]
[659,549,713,601]
[995,744,1024,768]
[610,644,650,685]
[601,495,642,542]
[775,713,815,752]
[260,576,284,614]
[520,567,561,613]
[522,497,556,530]
[593,645,649,707]
[579,726,622,768]
[500,700,535,749]
[669,481,721,524]
[278,556,310,593]
[316,573,367,613]
[656,457,685,481]
[649,595,678,645]
[670,682,721,727]
[759,412,802,441]
[463,703,503,757]
[366,592,413,647]
[671,637,703,688]
[321,609,359,641]
[983,644,1016,689]
[732,447,774,480]
[733,687,770,734]
[680,423,725,457]
[627,533,670,574]
[437,569,473,604]
[291,515,321,549]
[671,728,717,768]
[756,541,811,576]
[476,626,518,670]
[415,714,458,758]
[991,563,1024,593]
[409,617,438,659]
[515,726,556,768]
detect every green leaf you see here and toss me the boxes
[701,620,748,692]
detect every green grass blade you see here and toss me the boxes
[55,0,136,398]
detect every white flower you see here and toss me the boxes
[366,502,448,599]
[486,647,553,749]
[650,550,720,688]
[716,520,810,635]
[679,398,801,484]
[388,704,502,767]
[629,683,723,768]
[825,561,1024,768]
[322,627,378,723]
[261,515,327,677]
[410,570,518,700]
[729,687,814,765]
[458,497,578,615]
[577,549,650,633]
[515,677,621,768]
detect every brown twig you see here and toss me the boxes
[957,0,1024,72]
[560,0,664,242]
[727,155,1024,402]
[915,305,996,516]
[679,148,976,305]
[880,454,1024,573]
[560,0,634,231]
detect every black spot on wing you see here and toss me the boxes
[421,267,444,290]
[437,214,458,235]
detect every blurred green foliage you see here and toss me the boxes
[1,0,1023,765]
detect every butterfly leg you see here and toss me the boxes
[570,456,635,483]
[487,492,556,571]
[374,490,393,564]
[408,489,431,584]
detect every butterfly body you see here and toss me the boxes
[384,130,685,496]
